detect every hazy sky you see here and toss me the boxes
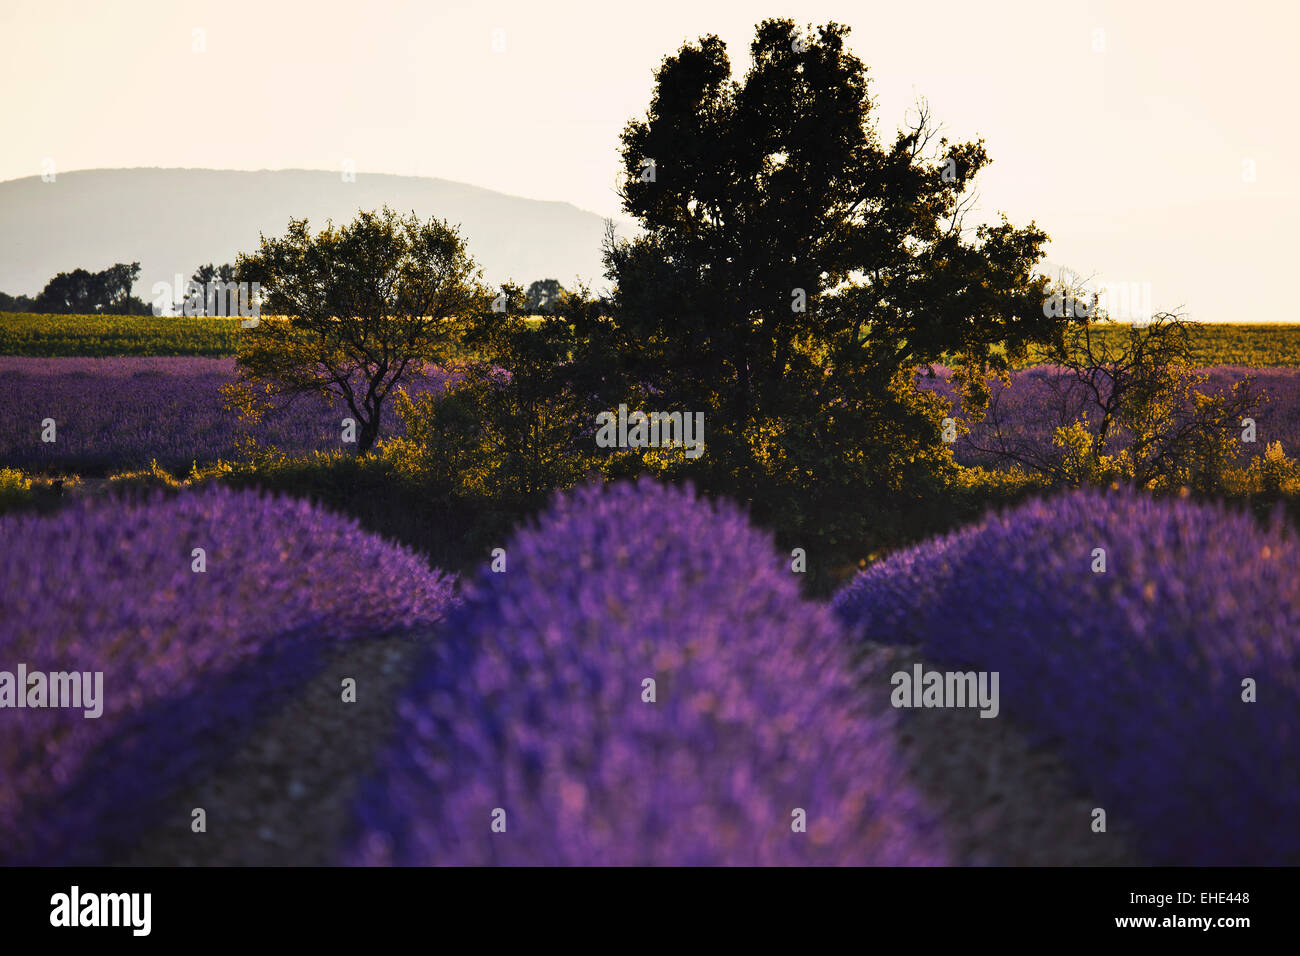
[2,0,1296,320]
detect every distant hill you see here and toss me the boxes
[0,168,635,299]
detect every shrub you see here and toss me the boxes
[391,305,598,509]
[0,467,33,514]
[0,486,456,864]
[832,488,1300,864]
[107,458,186,493]
[345,479,949,865]
[1252,440,1300,494]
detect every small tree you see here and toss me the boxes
[973,308,1261,490]
[232,207,485,456]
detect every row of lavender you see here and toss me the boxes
[345,480,948,865]
[0,357,451,474]
[3,480,1295,863]
[3,357,1300,475]
[0,488,456,864]
[833,489,1300,864]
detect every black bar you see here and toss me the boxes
[0,867,1283,943]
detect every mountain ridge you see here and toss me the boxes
[0,168,633,297]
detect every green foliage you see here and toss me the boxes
[95,452,521,578]
[216,451,522,580]
[0,313,241,356]
[384,383,494,498]
[1228,441,1300,495]
[0,470,87,517]
[1260,440,1300,492]
[389,286,598,509]
[978,313,1261,493]
[107,458,187,493]
[1052,420,1124,485]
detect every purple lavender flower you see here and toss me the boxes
[345,478,948,866]
[0,486,456,864]
[833,488,1300,864]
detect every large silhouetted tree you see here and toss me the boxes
[596,19,1061,506]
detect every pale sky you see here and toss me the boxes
[2,0,1297,320]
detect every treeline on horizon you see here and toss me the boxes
[0,262,152,315]
[0,265,571,318]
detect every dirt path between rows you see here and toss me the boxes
[867,645,1138,865]
[125,635,426,866]
[121,636,1137,865]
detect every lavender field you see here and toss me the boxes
[7,0,1298,927]
[0,357,451,474]
[4,353,1291,867]
[5,477,1296,865]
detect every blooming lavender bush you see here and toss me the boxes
[0,486,456,864]
[833,489,1300,864]
[345,478,948,866]
[0,357,451,474]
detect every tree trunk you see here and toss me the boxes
[357,417,381,456]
